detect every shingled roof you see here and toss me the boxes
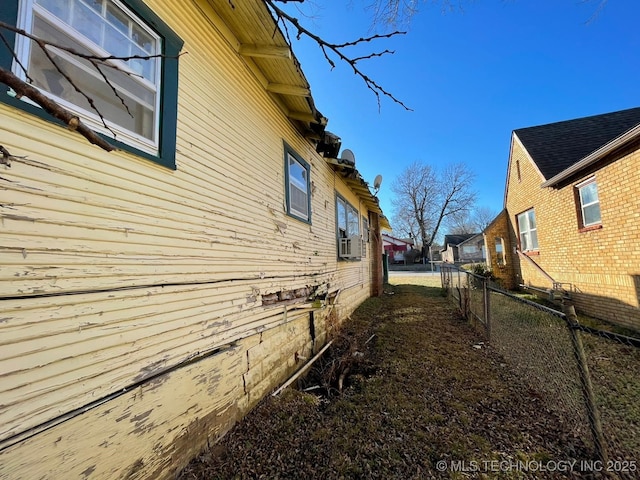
[514,107,640,180]
[443,234,477,247]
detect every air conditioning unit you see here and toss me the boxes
[339,236,363,258]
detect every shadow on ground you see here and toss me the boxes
[179,283,594,479]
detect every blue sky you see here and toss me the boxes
[279,0,640,225]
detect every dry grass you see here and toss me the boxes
[179,282,593,480]
[388,273,442,289]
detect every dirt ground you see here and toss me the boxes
[178,277,598,480]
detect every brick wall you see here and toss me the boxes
[504,135,640,329]
[483,209,517,290]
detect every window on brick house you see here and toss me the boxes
[495,237,505,265]
[576,178,601,228]
[517,209,538,251]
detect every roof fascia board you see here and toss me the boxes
[541,123,640,188]
[503,133,515,208]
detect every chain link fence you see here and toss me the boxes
[441,265,640,477]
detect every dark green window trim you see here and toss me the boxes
[0,0,183,170]
[283,142,312,224]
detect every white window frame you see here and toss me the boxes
[13,0,162,154]
[517,209,538,252]
[576,177,602,228]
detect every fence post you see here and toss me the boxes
[563,304,607,463]
[483,279,491,341]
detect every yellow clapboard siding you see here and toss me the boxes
[0,292,313,441]
[0,337,249,479]
[0,0,379,474]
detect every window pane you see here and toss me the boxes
[37,0,71,22]
[517,212,528,234]
[290,184,308,218]
[72,0,103,45]
[347,206,359,236]
[288,158,307,192]
[517,209,538,250]
[287,157,308,219]
[106,3,130,34]
[527,209,537,229]
[583,204,601,226]
[27,0,160,145]
[337,199,347,235]
[580,182,599,206]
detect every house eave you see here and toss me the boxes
[541,123,640,188]
[203,0,326,136]
[325,155,389,227]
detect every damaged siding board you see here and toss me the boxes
[0,337,249,480]
[0,281,320,443]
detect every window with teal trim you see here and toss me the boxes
[0,0,183,169]
[284,144,311,223]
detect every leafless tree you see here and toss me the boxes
[369,0,469,26]
[390,207,421,244]
[369,0,611,26]
[391,161,476,254]
[448,205,497,234]
[472,205,498,231]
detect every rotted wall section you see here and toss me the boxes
[0,292,368,480]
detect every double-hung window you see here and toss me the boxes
[517,209,538,252]
[2,0,183,168]
[336,195,361,259]
[576,178,601,228]
[336,195,359,239]
[284,144,311,223]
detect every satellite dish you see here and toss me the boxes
[340,149,356,166]
[373,174,383,190]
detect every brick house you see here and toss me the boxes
[484,107,640,330]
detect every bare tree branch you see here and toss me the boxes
[0,21,166,66]
[0,67,115,151]
[266,0,412,111]
[0,30,33,83]
[0,20,182,152]
[0,20,177,138]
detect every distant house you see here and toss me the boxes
[441,233,485,264]
[484,107,640,330]
[0,1,389,478]
[382,233,415,263]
